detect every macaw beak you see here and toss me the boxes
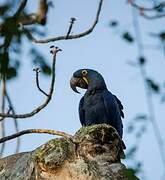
[70,76,88,93]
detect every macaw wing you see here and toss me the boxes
[102,91,123,138]
[113,95,124,118]
[79,97,85,126]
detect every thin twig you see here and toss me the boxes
[0,47,61,119]
[24,0,104,43]
[0,121,5,157]
[129,1,165,11]
[141,13,165,19]
[161,41,165,60]
[66,17,76,39]
[129,0,165,19]
[36,0,49,25]
[0,77,6,157]
[131,6,165,171]
[33,68,49,97]
[6,92,20,153]
[0,129,73,143]
[0,0,49,30]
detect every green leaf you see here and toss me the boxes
[0,52,9,75]
[6,67,17,80]
[109,20,118,27]
[122,32,134,43]
[155,3,165,12]
[0,4,10,16]
[138,56,146,65]
[126,146,137,159]
[136,126,146,138]
[123,168,140,180]
[159,32,165,41]
[134,114,147,122]
[30,48,51,76]
[41,64,51,75]
[146,78,160,93]
[127,123,134,133]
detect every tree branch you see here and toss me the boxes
[0,129,73,143]
[0,77,6,157]
[128,0,165,19]
[24,0,104,43]
[131,6,165,171]
[33,68,49,97]
[66,17,76,39]
[140,13,165,19]
[17,0,49,26]
[13,0,28,18]
[129,1,165,11]
[6,91,20,153]
[0,0,49,32]
[0,46,61,119]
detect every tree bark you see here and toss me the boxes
[0,124,130,180]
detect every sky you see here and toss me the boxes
[1,0,165,179]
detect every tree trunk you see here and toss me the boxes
[0,124,130,180]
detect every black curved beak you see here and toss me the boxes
[70,76,88,93]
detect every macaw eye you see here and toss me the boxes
[82,70,88,76]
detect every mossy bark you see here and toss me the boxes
[0,124,129,180]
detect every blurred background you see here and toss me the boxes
[0,0,165,179]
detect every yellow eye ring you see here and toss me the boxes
[82,70,88,76]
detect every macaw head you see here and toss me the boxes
[70,69,106,93]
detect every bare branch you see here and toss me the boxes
[140,13,165,19]
[6,92,20,153]
[128,0,165,19]
[0,78,6,157]
[24,0,104,43]
[0,0,49,31]
[0,129,73,144]
[0,47,61,119]
[36,0,49,25]
[13,0,28,18]
[0,121,5,157]
[33,68,49,97]
[17,13,39,26]
[129,1,165,11]
[131,6,165,170]
[66,17,76,39]
[17,0,49,26]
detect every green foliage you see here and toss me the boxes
[138,56,146,65]
[0,1,49,81]
[108,2,164,180]
[6,67,17,80]
[146,78,160,93]
[109,20,118,27]
[30,48,51,76]
[127,113,148,134]
[0,3,11,16]
[126,113,148,178]
[122,32,134,43]
[0,52,9,75]
[123,168,140,180]
[126,146,137,159]
[6,59,20,80]
[155,3,165,12]
[134,114,147,122]
[159,32,165,41]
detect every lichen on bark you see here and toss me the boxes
[0,124,131,180]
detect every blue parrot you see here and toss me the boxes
[70,69,124,139]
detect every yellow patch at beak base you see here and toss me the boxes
[83,77,88,85]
